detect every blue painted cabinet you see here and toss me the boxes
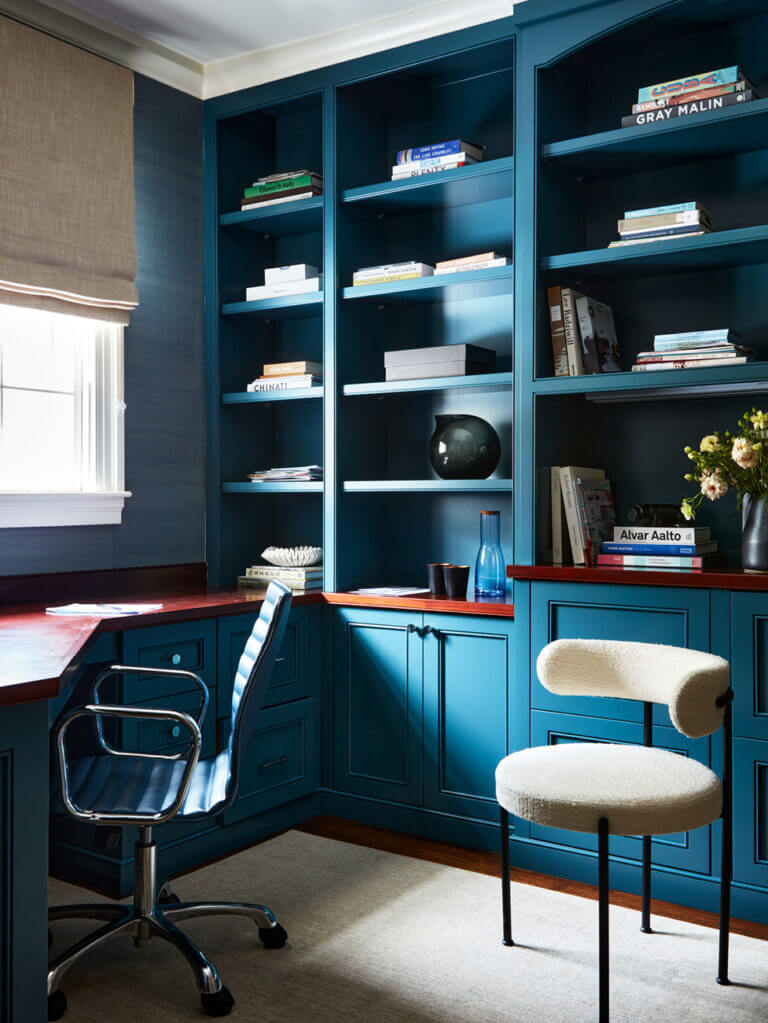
[733,737,768,889]
[730,592,768,741]
[422,613,512,820]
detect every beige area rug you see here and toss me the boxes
[49,830,767,1022]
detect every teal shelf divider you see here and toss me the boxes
[341,156,515,212]
[219,195,323,234]
[344,479,513,493]
[223,481,324,494]
[222,292,324,319]
[533,363,768,401]
[343,372,513,397]
[343,264,514,303]
[541,224,768,280]
[222,387,324,404]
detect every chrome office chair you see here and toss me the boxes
[48,581,293,1020]
[495,639,733,1023]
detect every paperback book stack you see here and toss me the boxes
[632,329,754,372]
[548,287,622,376]
[247,465,323,483]
[621,65,757,128]
[434,252,510,275]
[609,202,712,248]
[241,170,322,210]
[239,564,323,591]
[550,466,615,566]
[391,139,484,181]
[246,264,322,302]
[352,261,433,286]
[598,525,717,571]
[247,359,322,393]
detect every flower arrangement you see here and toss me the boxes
[681,408,768,521]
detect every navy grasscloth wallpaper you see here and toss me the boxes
[0,74,205,576]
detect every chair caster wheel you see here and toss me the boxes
[259,922,288,948]
[201,986,234,1016]
[157,889,180,906]
[48,989,67,1020]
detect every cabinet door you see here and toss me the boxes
[332,608,422,804]
[423,614,512,820]
[733,737,768,889]
[529,711,712,874]
[730,593,768,741]
[531,582,710,725]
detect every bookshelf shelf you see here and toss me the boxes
[341,157,515,213]
[219,195,323,235]
[343,372,513,398]
[343,479,513,493]
[221,292,323,319]
[342,264,514,303]
[541,96,768,179]
[533,363,768,402]
[222,387,324,405]
[542,224,768,280]
[222,481,324,494]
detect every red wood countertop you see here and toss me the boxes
[323,591,515,617]
[506,563,768,591]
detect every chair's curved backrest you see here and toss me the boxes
[536,639,730,738]
[225,581,293,800]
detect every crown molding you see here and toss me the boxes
[0,0,204,96]
[202,0,516,99]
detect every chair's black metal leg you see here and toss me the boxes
[598,817,610,1023]
[640,835,652,933]
[499,805,514,947]
[717,696,733,985]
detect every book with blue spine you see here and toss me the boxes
[601,541,717,556]
[621,224,712,240]
[624,201,702,219]
[637,65,739,103]
[396,139,484,164]
[655,328,739,343]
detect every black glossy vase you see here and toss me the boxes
[742,493,768,573]
[428,414,501,480]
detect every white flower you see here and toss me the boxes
[732,436,759,469]
[700,471,728,501]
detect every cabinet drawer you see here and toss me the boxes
[223,698,317,823]
[120,688,217,761]
[528,711,712,875]
[730,593,768,740]
[216,606,314,719]
[121,620,216,704]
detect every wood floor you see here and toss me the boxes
[298,815,768,943]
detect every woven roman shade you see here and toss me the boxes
[0,16,137,323]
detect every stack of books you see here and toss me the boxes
[632,329,754,372]
[352,261,433,286]
[433,252,510,275]
[247,359,322,393]
[241,170,322,210]
[621,65,757,129]
[239,564,324,591]
[246,263,322,302]
[551,466,615,566]
[598,525,717,571]
[547,288,622,376]
[609,202,712,248]
[391,139,484,181]
[247,465,323,483]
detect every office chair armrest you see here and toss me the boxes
[90,664,209,756]
[55,703,202,826]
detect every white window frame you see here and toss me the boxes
[0,316,130,528]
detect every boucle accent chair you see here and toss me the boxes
[495,639,733,1023]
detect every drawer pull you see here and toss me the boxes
[260,755,289,769]
[169,725,181,739]
[275,657,287,664]
[171,653,182,666]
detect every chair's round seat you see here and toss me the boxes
[496,743,722,836]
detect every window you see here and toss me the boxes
[0,305,128,527]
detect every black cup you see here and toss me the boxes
[444,564,470,599]
[427,563,449,594]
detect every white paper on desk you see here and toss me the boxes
[45,603,164,616]
[350,587,430,597]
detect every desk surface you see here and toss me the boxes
[506,563,768,590]
[0,587,513,707]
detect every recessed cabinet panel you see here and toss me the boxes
[423,614,511,819]
[332,608,422,803]
[730,593,768,740]
[530,582,710,724]
[529,711,712,875]
[733,737,768,889]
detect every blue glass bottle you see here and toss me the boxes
[474,510,506,597]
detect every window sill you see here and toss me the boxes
[0,492,132,528]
